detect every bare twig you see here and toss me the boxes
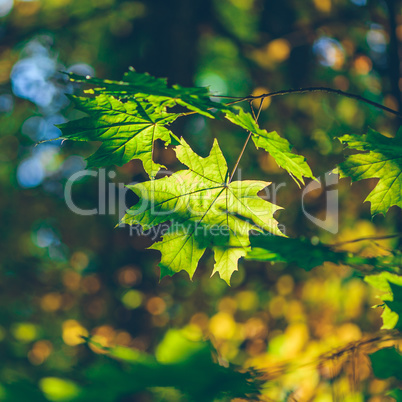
[331,233,402,247]
[217,87,402,118]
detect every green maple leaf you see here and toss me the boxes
[338,128,402,215]
[225,107,314,186]
[121,138,283,284]
[58,94,180,177]
[365,272,402,329]
[68,67,227,118]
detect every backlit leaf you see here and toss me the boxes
[122,138,283,284]
[365,272,402,329]
[338,128,402,215]
[58,94,179,177]
[225,107,314,186]
[68,68,227,118]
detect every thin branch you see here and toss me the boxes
[222,87,402,118]
[36,137,63,146]
[258,331,402,380]
[228,99,264,183]
[331,232,402,247]
[210,94,248,99]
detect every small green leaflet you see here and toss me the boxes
[365,272,402,329]
[58,94,180,178]
[67,67,227,118]
[121,138,283,284]
[369,347,402,381]
[390,389,402,402]
[338,128,402,215]
[225,107,314,186]
[386,281,402,330]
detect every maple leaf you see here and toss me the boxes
[338,128,402,215]
[57,94,180,178]
[365,272,402,330]
[67,67,227,118]
[121,138,283,284]
[225,107,314,186]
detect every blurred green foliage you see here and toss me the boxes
[1,0,402,400]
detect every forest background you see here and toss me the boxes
[1,0,402,400]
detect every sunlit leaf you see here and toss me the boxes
[338,128,402,215]
[58,94,179,177]
[68,68,227,118]
[122,138,283,284]
[225,107,314,186]
[365,272,402,329]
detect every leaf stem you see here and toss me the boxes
[228,99,264,183]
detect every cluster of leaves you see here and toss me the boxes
[59,69,316,284]
[58,69,402,283]
[55,69,402,398]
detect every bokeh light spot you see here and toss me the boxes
[313,36,345,69]
[0,94,13,112]
[81,275,101,294]
[17,157,45,188]
[251,87,271,109]
[117,265,142,287]
[314,0,331,12]
[209,312,237,339]
[63,271,81,291]
[41,293,63,312]
[39,377,80,402]
[28,340,53,365]
[276,275,294,296]
[366,27,387,53]
[62,320,88,346]
[70,251,89,271]
[195,72,228,95]
[265,38,290,63]
[0,0,13,17]
[146,297,166,315]
[121,290,143,309]
[11,322,39,343]
[353,55,372,74]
